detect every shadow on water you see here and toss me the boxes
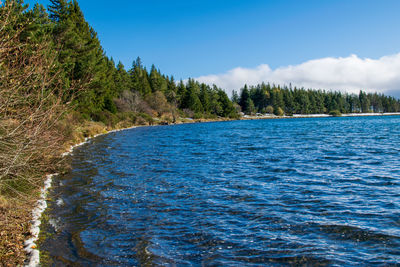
[40,117,400,266]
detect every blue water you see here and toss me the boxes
[41,116,400,266]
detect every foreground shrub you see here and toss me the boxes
[0,1,71,197]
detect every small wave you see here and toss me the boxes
[234,254,333,265]
[317,224,400,243]
[41,118,400,265]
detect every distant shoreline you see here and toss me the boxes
[240,112,400,120]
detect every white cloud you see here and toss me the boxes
[195,53,400,97]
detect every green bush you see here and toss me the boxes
[193,112,204,119]
[138,113,154,124]
[329,110,342,117]
[92,110,119,127]
[117,112,137,123]
[274,107,284,116]
[264,105,274,114]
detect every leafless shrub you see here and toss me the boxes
[115,89,156,116]
[114,90,142,112]
[182,109,194,118]
[0,1,71,198]
[146,91,171,116]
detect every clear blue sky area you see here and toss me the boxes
[24,0,400,80]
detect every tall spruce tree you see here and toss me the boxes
[48,0,68,21]
[130,57,152,95]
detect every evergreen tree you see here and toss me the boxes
[149,64,167,93]
[48,0,68,21]
[176,80,187,107]
[130,57,151,95]
[114,61,131,93]
[283,89,294,115]
[165,76,178,104]
[217,88,236,117]
[359,90,370,113]
[239,85,250,113]
[231,90,239,104]
[246,98,256,115]
[199,84,211,113]
[271,88,284,113]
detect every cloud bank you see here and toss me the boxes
[195,53,400,98]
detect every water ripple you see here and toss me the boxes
[40,116,400,265]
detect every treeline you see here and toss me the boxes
[233,83,400,116]
[113,60,238,120]
[2,0,400,195]
[3,0,400,264]
[12,0,238,124]
[0,0,238,203]
[1,1,236,263]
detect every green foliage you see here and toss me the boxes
[5,2,400,264]
[104,95,117,113]
[231,90,239,103]
[237,83,400,115]
[91,110,119,127]
[264,105,274,114]
[3,0,400,127]
[217,89,237,117]
[48,0,68,21]
[246,98,256,115]
[0,0,70,198]
[274,107,284,116]
[5,0,400,128]
[130,57,152,96]
[146,91,170,116]
[329,110,342,117]
[239,85,250,113]
[138,113,154,124]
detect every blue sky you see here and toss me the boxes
[24,0,400,96]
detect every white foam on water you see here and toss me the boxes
[24,125,138,267]
[24,173,55,267]
[56,198,64,207]
[48,218,60,232]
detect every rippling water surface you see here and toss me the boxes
[41,116,400,266]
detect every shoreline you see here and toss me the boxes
[22,111,400,266]
[24,125,140,267]
[240,112,400,120]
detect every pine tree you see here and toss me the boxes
[149,64,167,93]
[114,61,131,93]
[130,57,151,95]
[359,90,370,113]
[199,84,211,113]
[217,89,236,117]
[231,90,239,104]
[182,79,203,113]
[239,85,250,113]
[48,0,68,21]
[246,98,256,115]
[272,88,284,113]
[165,76,177,103]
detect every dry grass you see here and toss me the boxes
[0,198,33,266]
[115,120,134,130]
